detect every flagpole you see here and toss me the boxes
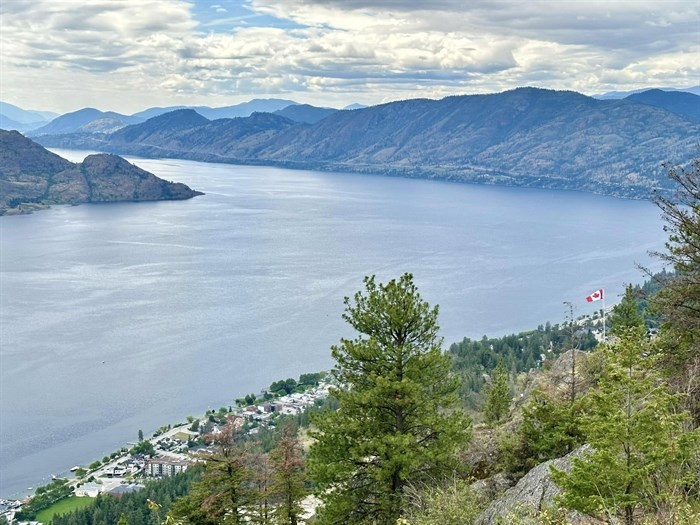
[602,290,606,343]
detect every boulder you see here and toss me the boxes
[475,445,600,524]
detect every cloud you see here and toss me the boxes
[0,0,697,113]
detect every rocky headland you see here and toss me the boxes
[0,129,202,215]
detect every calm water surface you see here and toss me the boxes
[0,152,667,497]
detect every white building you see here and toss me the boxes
[145,457,190,477]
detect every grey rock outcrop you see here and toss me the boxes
[470,473,512,502]
[475,445,596,525]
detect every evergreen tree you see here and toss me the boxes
[270,423,306,525]
[483,360,511,425]
[249,452,273,525]
[609,284,645,336]
[650,157,700,424]
[171,423,253,524]
[552,327,698,524]
[500,389,586,480]
[308,274,471,525]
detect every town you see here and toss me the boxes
[1,375,332,524]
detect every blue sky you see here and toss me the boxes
[0,0,698,114]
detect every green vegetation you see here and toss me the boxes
[308,274,471,524]
[169,421,308,524]
[172,425,254,524]
[15,478,73,520]
[269,423,307,525]
[553,325,698,524]
[650,157,700,424]
[51,468,202,525]
[406,480,486,525]
[483,360,511,425]
[42,157,700,525]
[269,378,298,396]
[500,388,587,481]
[448,322,597,407]
[35,496,93,525]
[130,440,156,457]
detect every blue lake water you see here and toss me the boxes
[0,151,667,497]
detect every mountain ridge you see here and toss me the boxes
[33,87,700,199]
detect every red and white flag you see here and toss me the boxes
[586,289,604,302]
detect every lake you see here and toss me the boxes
[0,152,667,498]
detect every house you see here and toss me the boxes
[104,465,128,477]
[108,484,144,498]
[75,482,103,497]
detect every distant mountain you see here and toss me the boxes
[30,108,143,136]
[344,103,368,110]
[595,86,700,99]
[128,98,299,122]
[130,106,189,121]
[0,102,57,132]
[625,89,700,123]
[0,130,202,215]
[34,88,700,199]
[0,101,57,124]
[109,109,210,145]
[102,112,298,161]
[192,98,299,120]
[0,114,30,132]
[273,104,338,123]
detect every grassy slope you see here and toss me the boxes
[35,496,93,524]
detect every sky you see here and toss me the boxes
[0,0,698,114]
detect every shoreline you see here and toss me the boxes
[1,372,331,516]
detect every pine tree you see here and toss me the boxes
[483,360,511,425]
[248,452,273,525]
[552,327,697,524]
[650,157,700,424]
[609,284,645,336]
[170,423,253,524]
[270,423,306,525]
[501,389,586,480]
[308,274,471,525]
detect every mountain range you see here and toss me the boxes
[594,85,700,99]
[0,102,59,133]
[28,87,700,199]
[0,99,315,136]
[0,130,202,215]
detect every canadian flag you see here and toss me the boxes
[586,289,604,302]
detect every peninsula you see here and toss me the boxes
[0,130,203,215]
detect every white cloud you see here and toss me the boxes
[0,0,697,113]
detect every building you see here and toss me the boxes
[173,429,199,442]
[75,482,103,497]
[108,484,144,498]
[145,457,191,477]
